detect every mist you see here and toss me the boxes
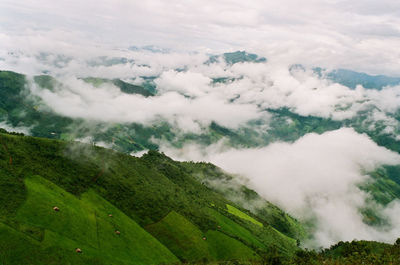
[9,51,398,139]
[160,128,400,247]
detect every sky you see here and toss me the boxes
[1,0,400,75]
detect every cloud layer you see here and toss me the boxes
[1,0,400,75]
[160,128,400,247]
[19,55,400,137]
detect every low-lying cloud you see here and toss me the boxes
[18,54,400,138]
[0,121,30,135]
[160,128,400,247]
[28,76,261,132]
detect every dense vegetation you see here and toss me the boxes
[0,129,302,264]
[2,130,400,264]
[182,239,400,264]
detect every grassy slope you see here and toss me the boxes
[2,175,178,265]
[0,131,300,263]
[207,208,297,256]
[226,204,263,227]
[206,208,265,249]
[0,222,107,265]
[205,230,258,261]
[146,211,259,262]
[146,211,212,261]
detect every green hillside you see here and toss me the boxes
[205,230,257,261]
[180,161,306,240]
[146,211,259,262]
[146,211,213,261]
[1,175,178,265]
[226,204,263,227]
[0,130,300,264]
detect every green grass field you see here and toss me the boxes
[146,210,259,262]
[207,208,265,249]
[226,204,263,227]
[205,230,259,261]
[146,211,212,261]
[2,175,178,265]
[207,208,298,256]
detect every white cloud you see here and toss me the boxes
[365,85,400,113]
[1,0,400,75]
[10,52,397,139]
[160,128,400,247]
[0,121,30,134]
[155,70,212,97]
[27,76,261,132]
[130,149,149,157]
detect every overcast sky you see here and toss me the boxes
[1,0,400,75]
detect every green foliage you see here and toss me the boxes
[33,75,59,91]
[146,211,260,262]
[187,239,400,264]
[0,222,105,265]
[207,51,266,65]
[146,211,212,261]
[309,239,400,265]
[83,77,154,97]
[0,131,300,264]
[206,208,265,249]
[0,167,26,218]
[205,230,258,261]
[226,204,263,227]
[0,175,178,265]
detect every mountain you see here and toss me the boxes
[2,69,400,215]
[207,51,267,65]
[0,129,303,264]
[314,67,400,90]
[2,61,400,264]
[2,128,400,264]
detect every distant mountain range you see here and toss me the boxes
[2,50,400,264]
[315,67,400,90]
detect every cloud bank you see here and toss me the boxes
[160,128,400,247]
[28,75,262,132]
[1,0,400,75]
[18,55,400,137]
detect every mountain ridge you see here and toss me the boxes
[0,129,301,264]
